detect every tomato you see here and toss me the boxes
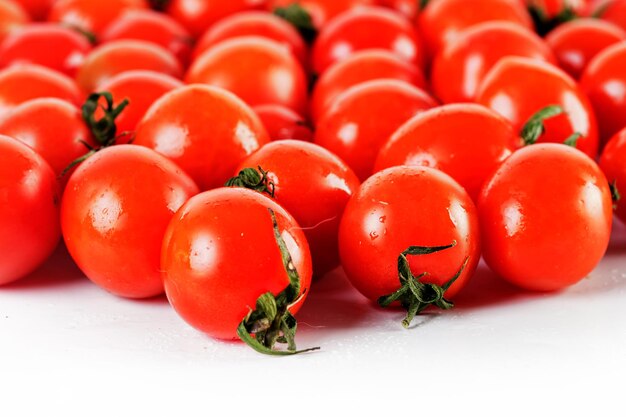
[232,140,360,277]
[0,63,82,118]
[193,11,307,66]
[479,143,612,291]
[253,104,313,142]
[477,57,599,158]
[186,36,308,115]
[431,22,555,104]
[96,70,183,138]
[0,0,28,42]
[546,18,626,80]
[418,0,533,57]
[76,40,182,93]
[310,49,427,124]
[14,0,54,21]
[61,145,198,298]
[314,79,436,181]
[311,6,423,75]
[580,42,626,146]
[379,0,418,19]
[600,0,626,31]
[375,104,521,201]
[100,10,193,67]
[0,134,60,285]
[161,187,312,341]
[599,127,626,223]
[134,84,270,190]
[0,23,92,77]
[268,0,376,29]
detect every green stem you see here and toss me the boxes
[225,166,276,198]
[521,105,564,146]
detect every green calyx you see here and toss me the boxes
[378,242,469,329]
[529,5,579,36]
[225,166,276,198]
[63,24,97,44]
[611,180,621,210]
[149,0,170,11]
[236,208,320,356]
[419,0,430,11]
[274,4,317,44]
[521,105,583,148]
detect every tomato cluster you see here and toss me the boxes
[1,0,625,355]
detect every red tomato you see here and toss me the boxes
[0,134,60,285]
[432,22,555,103]
[314,79,436,181]
[599,126,626,222]
[339,166,480,304]
[477,57,599,158]
[161,187,312,340]
[193,11,307,66]
[479,143,612,291]
[0,63,82,118]
[310,49,427,124]
[0,23,92,77]
[97,70,183,137]
[0,0,28,42]
[62,145,199,298]
[134,84,270,190]
[233,140,360,277]
[268,0,375,29]
[100,10,193,67]
[253,104,313,142]
[600,0,626,31]
[311,6,423,75]
[76,40,182,93]
[186,36,308,115]
[379,0,418,19]
[375,104,521,201]
[580,42,626,146]
[546,18,626,79]
[13,0,54,21]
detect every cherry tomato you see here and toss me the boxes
[314,79,436,181]
[186,36,308,115]
[339,165,480,302]
[432,22,555,103]
[161,187,312,340]
[76,40,182,93]
[479,143,612,291]
[233,140,360,277]
[310,49,427,124]
[599,127,626,223]
[0,23,92,77]
[0,0,28,42]
[268,0,375,29]
[62,145,199,299]
[253,104,313,142]
[0,134,60,285]
[477,57,599,158]
[598,0,626,31]
[13,0,54,21]
[375,104,521,201]
[546,18,626,80]
[134,84,270,190]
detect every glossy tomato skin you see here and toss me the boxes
[339,166,480,302]
[314,79,436,181]
[310,50,427,124]
[599,127,626,223]
[432,22,555,103]
[375,104,521,201]
[599,0,626,31]
[186,36,308,115]
[479,144,612,291]
[311,6,424,75]
[546,18,626,79]
[235,140,360,277]
[161,187,313,340]
[0,135,60,285]
[379,0,418,19]
[0,0,28,42]
[253,104,313,142]
[134,84,270,191]
[62,145,199,299]
[268,0,376,29]
[477,57,599,158]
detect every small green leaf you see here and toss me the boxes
[274,4,317,44]
[225,166,275,198]
[611,180,621,210]
[564,132,582,147]
[521,105,564,145]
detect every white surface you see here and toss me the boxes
[1,224,626,415]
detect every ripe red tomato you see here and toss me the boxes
[134,84,270,190]
[253,104,313,142]
[161,187,312,341]
[0,134,60,285]
[268,0,376,29]
[232,140,360,277]
[479,143,612,291]
[546,18,626,79]
[0,0,28,43]
[432,22,555,103]
[314,79,436,181]
[100,10,193,67]
[477,57,599,158]
[0,23,92,77]
[599,126,626,223]
[13,0,54,21]
[339,166,480,306]
[580,42,626,146]
[375,104,521,201]
[310,50,427,124]
[62,145,199,298]
[186,36,308,115]
[600,0,626,31]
